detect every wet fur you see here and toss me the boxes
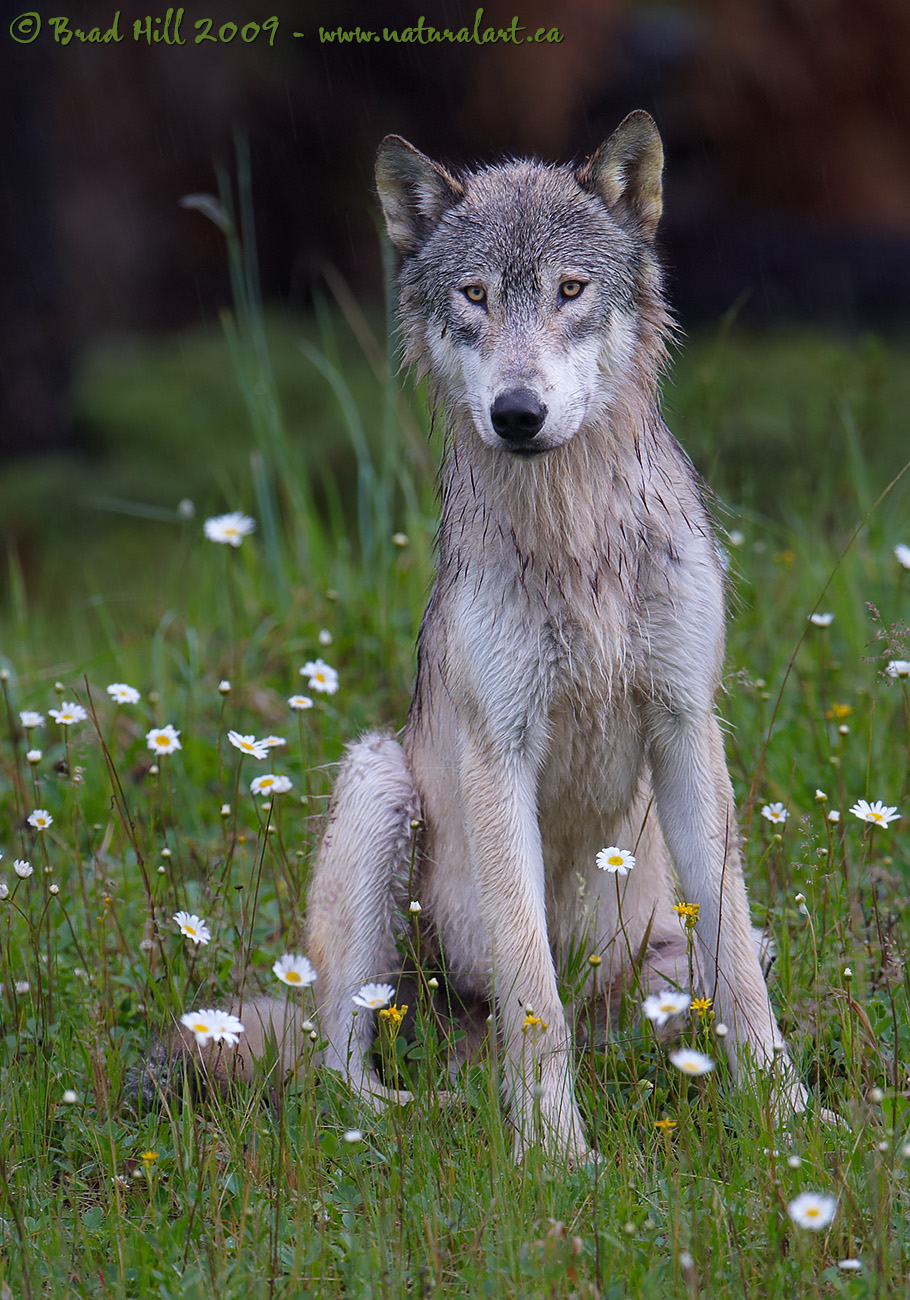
[137,115,807,1154]
[303,113,809,1161]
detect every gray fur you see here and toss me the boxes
[312,114,810,1159]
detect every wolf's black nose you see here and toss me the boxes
[490,388,547,442]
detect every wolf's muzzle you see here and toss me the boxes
[490,388,548,445]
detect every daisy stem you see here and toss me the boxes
[816,631,829,726]
[238,799,273,998]
[269,799,297,932]
[223,760,245,883]
[613,872,635,975]
[902,683,910,795]
[228,552,248,713]
[296,709,310,790]
[217,692,228,796]
[865,827,889,974]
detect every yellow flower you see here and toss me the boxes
[378,1003,408,1030]
[826,702,852,720]
[522,1013,548,1033]
[690,997,713,1018]
[653,1118,677,1133]
[672,902,700,931]
[140,1150,159,1164]
[588,954,603,967]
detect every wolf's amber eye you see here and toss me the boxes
[559,280,585,300]
[463,285,487,304]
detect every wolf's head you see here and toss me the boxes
[376,112,667,457]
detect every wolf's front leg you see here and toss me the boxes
[646,704,807,1112]
[458,735,590,1162]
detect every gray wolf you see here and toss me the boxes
[304,110,808,1162]
[137,114,806,1151]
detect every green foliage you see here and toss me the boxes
[1,211,910,1294]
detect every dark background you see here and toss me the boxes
[4,0,910,460]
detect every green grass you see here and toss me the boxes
[1,275,910,1296]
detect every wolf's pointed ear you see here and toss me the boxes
[576,111,664,239]
[376,136,464,254]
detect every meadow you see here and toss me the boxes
[1,218,910,1296]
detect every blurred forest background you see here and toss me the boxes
[3,0,910,622]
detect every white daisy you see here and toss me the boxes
[262,735,287,748]
[668,1048,715,1077]
[343,1129,363,1143]
[787,1191,836,1231]
[300,659,339,695]
[850,798,900,827]
[227,730,269,760]
[26,749,41,764]
[146,725,182,755]
[352,982,396,1010]
[808,612,834,627]
[272,953,317,987]
[895,543,910,570]
[0,882,8,900]
[106,683,141,704]
[761,802,789,825]
[13,860,32,878]
[318,629,333,646]
[288,695,314,711]
[886,660,910,680]
[837,1259,862,1271]
[203,512,256,547]
[596,846,636,875]
[173,911,211,946]
[409,900,422,914]
[250,774,293,796]
[49,702,88,726]
[642,990,690,1028]
[19,710,44,729]
[180,1008,245,1047]
[27,809,53,831]
[827,809,841,823]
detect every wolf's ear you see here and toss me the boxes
[376,136,464,254]
[576,111,664,239]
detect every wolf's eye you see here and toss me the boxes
[559,280,586,300]
[463,285,487,304]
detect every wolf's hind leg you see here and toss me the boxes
[306,731,420,1100]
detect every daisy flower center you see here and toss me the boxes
[191,1022,208,1033]
[607,854,623,867]
[284,971,302,984]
